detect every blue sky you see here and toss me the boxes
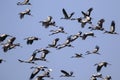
[0,0,120,80]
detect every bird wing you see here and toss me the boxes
[110,21,115,32]
[86,8,93,16]
[30,68,40,79]
[61,70,69,75]
[96,65,102,72]
[93,45,99,53]
[62,8,69,18]
[19,13,24,19]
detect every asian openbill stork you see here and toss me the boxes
[46,38,59,48]
[0,34,12,43]
[86,45,100,55]
[29,66,48,80]
[104,21,118,34]
[71,53,83,58]
[17,0,31,5]
[19,9,32,19]
[81,32,96,40]
[61,8,75,20]
[94,61,111,72]
[49,27,67,36]
[89,19,105,31]
[60,70,74,77]
[24,36,41,45]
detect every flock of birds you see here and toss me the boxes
[0,0,119,80]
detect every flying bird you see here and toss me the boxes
[29,66,48,80]
[19,9,32,19]
[0,34,12,43]
[104,21,118,34]
[94,61,111,72]
[71,53,83,58]
[46,38,59,48]
[49,27,67,36]
[103,75,112,80]
[86,45,100,55]
[17,0,31,5]
[70,31,82,42]
[89,19,105,31]
[81,32,96,40]
[60,70,74,77]
[24,36,41,45]
[61,8,75,20]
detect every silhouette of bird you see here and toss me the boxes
[19,9,32,19]
[46,38,59,48]
[61,8,75,20]
[60,70,74,77]
[49,27,67,36]
[24,36,41,45]
[39,16,57,28]
[0,34,12,43]
[104,21,118,34]
[94,61,111,72]
[81,32,96,40]
[71,53,83,58]
[89,19,105,31]
[0,58,6,63]
[29,66,48,80]
[103,75,112,80]
[17,0,31,5]
[86,45,100,55]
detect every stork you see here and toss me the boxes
[86,45,100,55]
[71,53,83,58]
[19,9,32,19]
[29,66,48,80]
[81,32,96,40]
[24,36,41,45]
[0,34,12,43]
[104,21,118,34]
[89,19,105,31]
[94,61,111,72]
[17,0,31,5]
[61,8,75,20]
[49,27,67,36]
[70,31,82,42]
[60,70,75,77]
[46,38,59,48]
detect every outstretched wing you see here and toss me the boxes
[110,21,115,32]
[61,70,69,75]
[62,8,69,18]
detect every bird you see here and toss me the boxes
[81,32,96,40]
[0,58,6,63]
[104,20,118,34]
[60,70,74,77]
[19,9,32,19]
[94,61,111,72]
[29,66,48,80]
[1,43,11,52]
[0,34,12,43]
[103,75,112,80]
[17,0,31,5]
[86,45,100,55]
[61,8,75,20]
[49,27,67,36]
[24,36,41,45]
[46,38,59,48]
[8,43,22,50]
[89,19,105,31]
[34,48,50,61]
[91,73,103,79]
[71,53,83,58]
[39,16,57,28]
[35,69,53,80]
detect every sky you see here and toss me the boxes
[0,0,120,80]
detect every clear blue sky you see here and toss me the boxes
[0,0,120,80]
